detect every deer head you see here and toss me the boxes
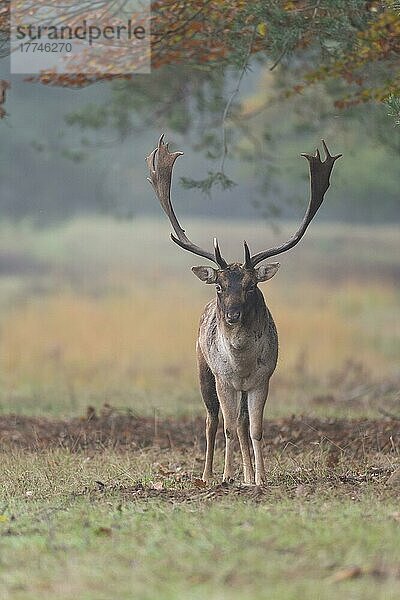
[191,260,279,325]
[146,135,341,324]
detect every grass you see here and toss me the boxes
[0,218,398,419]
[0,448,399,600]
[0,217,399,599]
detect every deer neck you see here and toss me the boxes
[217,290,268,351]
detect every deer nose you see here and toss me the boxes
[226,309,241,323]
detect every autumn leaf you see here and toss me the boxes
[192,478,207,489]
[95,526,112,537]
[331,566,363,582]
[152,481,164,491]
[256,23,267,38]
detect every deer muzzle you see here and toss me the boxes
[226,309,242,325]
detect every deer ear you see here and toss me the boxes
[255,262,280,282]
[191,266,217,284]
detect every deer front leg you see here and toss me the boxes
[203,412,219,482]
[237,393,255,484]
[198,346,220,482]
[248,384,269,486]
[216,379,239,483]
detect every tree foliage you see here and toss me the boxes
[1,1,398,198]
[1,1,398,98]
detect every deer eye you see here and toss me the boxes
[215,284,222,293]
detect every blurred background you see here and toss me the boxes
[0,2,399,419]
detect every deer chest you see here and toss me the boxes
[200,312,278,392]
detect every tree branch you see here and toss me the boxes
[220,25,256,175]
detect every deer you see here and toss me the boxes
[146,135,341,485]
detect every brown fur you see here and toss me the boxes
[195,264,278,485]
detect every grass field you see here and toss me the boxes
[0,218,399,599]
[0,217,398,418]
[1,448,399,600]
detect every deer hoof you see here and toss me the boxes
[255,474,266,486]
[222,476,235,485]
[244,471,255,485]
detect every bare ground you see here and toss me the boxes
[0,406,399,503]
[0,406,398,455]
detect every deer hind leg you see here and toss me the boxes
[237,392,255,484]
[198,347,219,482]
[248,384,269,486]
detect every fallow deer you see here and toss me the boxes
[146,135,341,485]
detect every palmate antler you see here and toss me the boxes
[146,135,228,268]
[147,135,341,269]
[244,140,342,267]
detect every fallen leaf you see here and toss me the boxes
[95,527,112,537]
[192,478,207,489]
[158,465,173,476]
[256,22,267,37]
[331,566,363,582]
[152,481,164,491]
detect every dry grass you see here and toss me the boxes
[0,218,398,417]
[0,218,398,599]
[0,279,397,416]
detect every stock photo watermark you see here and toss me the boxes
[10,0,150,75]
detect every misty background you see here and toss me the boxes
[0,3,398,426]
[0,67,399,226]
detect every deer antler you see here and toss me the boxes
[248,140,342,267]
[146,135,227,268]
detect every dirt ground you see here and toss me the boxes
[1,406,399,505]
[1,405,398,456]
